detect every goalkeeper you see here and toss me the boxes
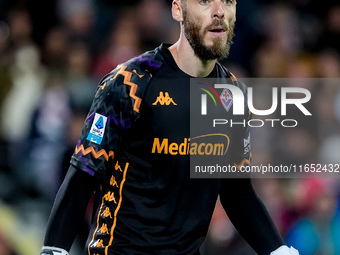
[41,0,299,254]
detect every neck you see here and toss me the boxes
[169,33,217,77]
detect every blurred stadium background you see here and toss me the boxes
[0,0,340,254]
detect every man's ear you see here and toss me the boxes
[172,0,184,22]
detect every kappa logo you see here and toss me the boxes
[243,133,250,147]
[98,223,109,234]
[243,131,251,154]
[153,91,177,106]
[91,239,104,247]
[103,191,117,204]
[101,207,113,218]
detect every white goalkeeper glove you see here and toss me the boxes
[270,245,299,255]
[40,246,69,255]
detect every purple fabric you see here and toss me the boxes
[132,55,162,69]
[82,166,96,177]
[86,112,95,122]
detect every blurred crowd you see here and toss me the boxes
[0,0,339,254]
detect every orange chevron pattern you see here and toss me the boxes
[95,81,107,97]
[233,153,252,170]
[234,158,250,170]
[75,144,114,161]
[229,72,237,82]
[111,65,142,113]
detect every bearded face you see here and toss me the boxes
[182,7,235,60]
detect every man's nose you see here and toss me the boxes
[212,1,225,19]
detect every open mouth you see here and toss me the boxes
[209,28,226,33]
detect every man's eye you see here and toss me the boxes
[199,0,210,4]
[223,0,235,4]
[199,0,235,5]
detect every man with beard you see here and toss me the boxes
[41,1,299,255]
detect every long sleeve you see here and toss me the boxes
[43,165,98,251]
[219,178,285,255]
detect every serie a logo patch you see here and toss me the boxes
[86,113,107,144]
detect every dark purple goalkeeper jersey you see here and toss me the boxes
[70,43,251,255]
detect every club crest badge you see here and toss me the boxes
[220,88,233,112]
